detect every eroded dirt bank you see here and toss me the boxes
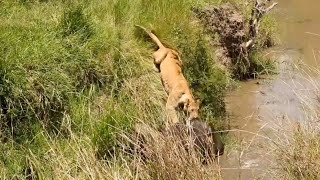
[221,0,320,179]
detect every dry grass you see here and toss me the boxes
[0,122,223,179]
[124,123,222,180]
[267,65,320,179]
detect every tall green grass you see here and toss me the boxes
[0,0,231,178]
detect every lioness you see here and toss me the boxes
[136,25,199,124]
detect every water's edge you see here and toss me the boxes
[221,0,320,179]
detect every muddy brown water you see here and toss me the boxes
[220,0,320,179]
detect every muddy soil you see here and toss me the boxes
[221,0,320,179]
[193,4,245,63]
[194,2,276,79]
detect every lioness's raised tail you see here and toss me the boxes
[135,25,165,49]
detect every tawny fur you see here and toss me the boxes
[136,25,200,124]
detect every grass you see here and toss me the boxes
[0,0,277,178]
[276,124,320,179]
[130,123,222,179]
[268,67,320,179]
[271,120,320,180]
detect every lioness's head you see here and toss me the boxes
[186,99,200,121]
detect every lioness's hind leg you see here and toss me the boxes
[153,49,168,65]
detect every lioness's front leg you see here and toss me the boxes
[165,94,180,125]
[178,93,190,112]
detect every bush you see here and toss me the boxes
[60,5,93,42]
[0,2,112,141]
[0,24,74,140]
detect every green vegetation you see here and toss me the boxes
[0,0,224,178]
[248,15,278,78]
[0,0,276,178]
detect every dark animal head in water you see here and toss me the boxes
[163,120,224,160]
[190,120,224,157]
[129,121,224,163]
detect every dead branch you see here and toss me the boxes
[246,0,278,49]
[265,2,278,13]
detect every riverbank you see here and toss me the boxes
[0,0,277,179]
[222,0,320,179]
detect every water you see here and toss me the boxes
[221,0,320,179]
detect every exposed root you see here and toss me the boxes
[193,1,277,79]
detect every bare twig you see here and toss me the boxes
[264,2,278,13]
[246,0,278,49]
[305,32,320,38]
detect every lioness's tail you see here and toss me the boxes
[135,25,165,49]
